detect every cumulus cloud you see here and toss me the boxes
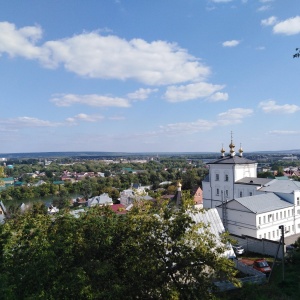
[127,88,158,100]
[208,92,229,102]
[273,16,300,35]
[0,22,43,59]
[222,40,240,47]
[217,108,253,125]
[261,16,277,26]
[66,113,104,123]
[50,94,130,107]
[0,22,211,86]
[164,82,225,102]
[259,100,300,113]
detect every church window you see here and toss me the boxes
[225,174,229,181]
[216,188,219,196]
[215,174,219,181]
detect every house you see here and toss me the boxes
[120,187,153,207]
[216,193,295,240]
[202,136,300,241]
[86,193,113,207]
[193,186,203,207]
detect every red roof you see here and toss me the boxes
[110,204,127,214]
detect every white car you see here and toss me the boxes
[232,245,244,255]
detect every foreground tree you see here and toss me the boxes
[0,202,238,299]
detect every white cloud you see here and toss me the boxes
[50,94,130,107]
[160,119,217,135]
[257,5,271,12]
[261,16,277,26]
[217,108,253,125]
[0,117,62,129]
[158,107,252,136]
[222,40,240,47]
[66,113,104,123]
[0,22,212,86]
[164,82,225,102]
[273,16,300,35]
[268,130,300,135]
[208,92,229,102]
[259,100,300,113]
[0,22,42,59]
[127,88,158,100]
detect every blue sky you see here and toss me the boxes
[0,0,300,154]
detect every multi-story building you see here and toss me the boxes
[202,137,300,241]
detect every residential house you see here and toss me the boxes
[86,193,113,207]
[193,186,203,207]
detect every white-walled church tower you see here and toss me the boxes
[202,136,257,208]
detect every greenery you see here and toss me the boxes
[0,201,238,299]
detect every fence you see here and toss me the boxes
[230,233,284,259]
[214,258,266,292]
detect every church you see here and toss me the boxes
[202,137,300,241]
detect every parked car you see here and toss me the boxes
[232,244,244,255]
[253,259,271,274]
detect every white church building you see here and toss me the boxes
[202,138,300,241]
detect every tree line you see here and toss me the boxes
[0,200,238,299]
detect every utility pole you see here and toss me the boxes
[279,225,285,282]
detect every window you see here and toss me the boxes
[288,210,290,217]
[268,232,270,239]
[264,233,266,239]
[263,216,266,223]
[259,235,262,239]
[225,190,229,197]
[249,192,253,196]
[292,225,295,232]
[298,224,300,229]
[268,214,272,222]
[284,211,286,218]
[239,191,242,197]
[297,197,300,206]
[225,174,229,181]
[273,231,275,238]
[280,212,282,219]
[276,212,278,220]
[216,188,219,196]
[259,217,261,225]
[277,229,279,237]
[297,209,300,215]
[215,174,219,181]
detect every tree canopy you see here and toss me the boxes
[0,201,238,299]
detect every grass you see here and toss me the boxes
[219,251,300,300]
